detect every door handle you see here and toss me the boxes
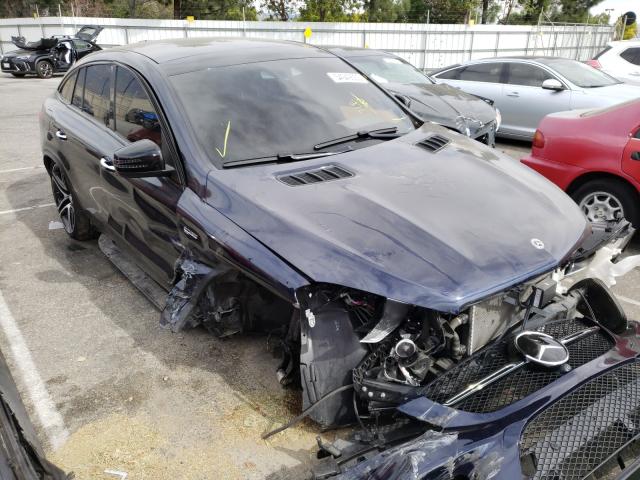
[506,92,519,97]
[55,130,67,140]
[100,157,116,172]
[631,151,640,161]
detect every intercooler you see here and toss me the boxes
[420,317,614,413]
[520,361,640,479]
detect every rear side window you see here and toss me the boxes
[59,70,77,103]
[82,64,112,127]
[72,67,85,109]
[114,66,163,151]
[620,48,640,65]
[458,63,503,83]
[507,63,553,87]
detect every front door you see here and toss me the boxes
[99,65,183,286]
[622,129,640,181]
[53,40,75,71]
[499,62,572,138]
[49,63,120,227]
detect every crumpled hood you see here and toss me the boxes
[387,82,497,133]
[204,125,588,311]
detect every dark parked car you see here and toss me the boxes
[330,47,500,146]
[41,38,640,479]
[1,25,102,78]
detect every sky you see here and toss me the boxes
[590,0,639,22]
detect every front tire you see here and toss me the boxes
[571,178,640,227]
[48,163,95,240]
[35,60,53,79]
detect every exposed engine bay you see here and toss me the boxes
[154,218,640,439]
[289,219,635,428]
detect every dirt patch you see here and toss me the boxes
[49,388,323,480]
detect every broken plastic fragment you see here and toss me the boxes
[160,249,231,332]
[555,241,640,295]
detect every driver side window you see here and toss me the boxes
[507,63,553,87]
[113,66,173,168]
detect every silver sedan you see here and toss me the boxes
[431,57,640,140]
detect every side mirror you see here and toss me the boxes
[113,139,172,178]
[542,79,565,91]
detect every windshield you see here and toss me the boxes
[539,58,620,88]
[349,55,431,85]
[170,57,415,167]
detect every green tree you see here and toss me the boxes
[504,0,604,25]
[1,0,61,17]
[362,0,410,22]
[298,0,361,21]
[177,0,258,20]
[263,0,301,20]
[407,0,476,24]
[554,0,604,23]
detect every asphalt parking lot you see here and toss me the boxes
[1,73,640,479]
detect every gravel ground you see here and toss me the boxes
[0,73,639,480]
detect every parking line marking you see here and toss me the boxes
[616,294,640,308]
[0,288,69,450]
[0,166,44,174]
[0,203,55,216]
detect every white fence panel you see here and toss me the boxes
[0,16,614,70]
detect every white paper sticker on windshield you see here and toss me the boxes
[383,57,402,64]
[327,72,368,83]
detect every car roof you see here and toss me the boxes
[107,37,332,68]
[607,39,640,48]
[465,56,573,63]
[431,56,577,75]
[328,46,392,58]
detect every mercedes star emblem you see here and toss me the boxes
[514,331,569,367]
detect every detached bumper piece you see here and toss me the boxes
[521,361,640,480]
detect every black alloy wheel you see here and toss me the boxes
[49,163,94,240]
[36,60,53,79]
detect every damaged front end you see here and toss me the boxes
[154,213,640,479]
[293,219,640,479]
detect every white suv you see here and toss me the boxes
[588,40,640,85]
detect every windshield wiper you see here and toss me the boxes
[313,127,400,151]
[222,149,350,169]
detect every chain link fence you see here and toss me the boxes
[0,16,614,69]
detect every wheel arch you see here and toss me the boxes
[566,171,640,198]
[43,154,55,174]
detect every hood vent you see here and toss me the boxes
[417,134,450,153]
[278,165,354,186]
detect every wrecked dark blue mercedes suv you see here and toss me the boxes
[40,38,640,479]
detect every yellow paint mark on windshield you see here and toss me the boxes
[350,93,370,110]
[216,120,231,158]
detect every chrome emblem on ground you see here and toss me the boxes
[531,238,545,250]
[514,331,569,367]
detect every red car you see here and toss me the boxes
[521,99,640,226]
